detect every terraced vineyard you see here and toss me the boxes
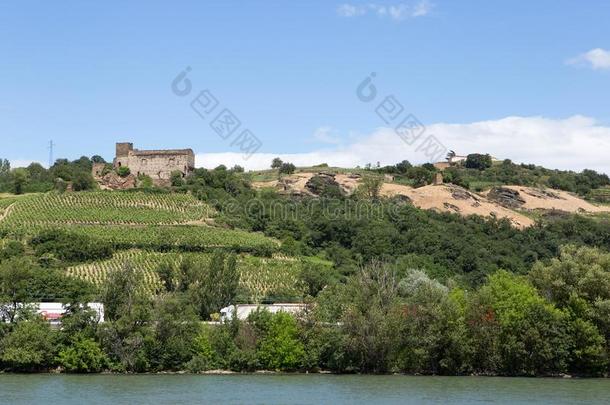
[0,191,278,252]
[0,191,214,226]
[66,250,316,301]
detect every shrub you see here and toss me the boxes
[279,163,296,175]
[271,158,283,169]
[257,312,305,371]
[0,320,58,371]
[57,336,108,373]
[465,154,493,170]
[30,229,113,263]
[117,166,131,177]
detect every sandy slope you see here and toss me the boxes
[251,172,609,229]
[381,184,535,229]
[499,186,610,213]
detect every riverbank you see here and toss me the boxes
[1,368,605,378]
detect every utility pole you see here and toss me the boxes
[48,140,55,168]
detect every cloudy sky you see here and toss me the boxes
[1,1,610,172]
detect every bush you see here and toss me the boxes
[117,166,131,177]
[279,163,296,175]
[137,174,153,188]
[271,158,283,169]
[57,336,108,373]
[72,172,96,191]
[170,171,185,187]
[30,229,114,263]
[465,154,493,170]
[257,312,305,371]
[0,320,58,371]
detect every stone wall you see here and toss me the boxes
[113,143,195,185]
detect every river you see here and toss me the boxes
[0,374,608,404]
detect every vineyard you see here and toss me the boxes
[0,191,278,252]
[0,191,214,226]
[66,250,315,302]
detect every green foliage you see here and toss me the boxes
[0,155,106,194]
[0,319,58,371]
[279,162,296,175]
[170,170,185,187]
[444,159,609,196]
[72,172,96,191]
[57,336,108,373]
[257,311,305,371]
[137,174,154,188]
[12,168,29,195]
[30,229,114,263]
[357,175,384,199]
[186,252,240,319]
[117,166,131,177]
[271,157,283,169]
[465,154,493,170]
[148,295,199,370]
[473,271,570,375]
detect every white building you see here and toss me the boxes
[2,303,105,325]
[220,303,307,322]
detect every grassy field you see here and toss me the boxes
[66,250,322,301]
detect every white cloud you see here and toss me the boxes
[337,3,367,17]
[337,1,432,21]
[196,115,610,174]
[411,0,432,17]
[567,48,610,70]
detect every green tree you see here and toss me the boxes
[57,336,108,373]
[271,157,283,169]
[472,271,569,375]
[170,170,185,187]
[358,175,383,199]
[464,154,493,170]
[278,162,296,175]
[189,252,239,319]
[0,257,35,323]
[148,295,199,370]
[257,312,305,371]
[72,171,96,191]
[12,168,29,195]
[0,319,58,371]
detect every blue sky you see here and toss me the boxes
[1,1,610,171]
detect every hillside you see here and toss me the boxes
[251,169,610,228]
[0,190,296,303]
[66,250,326,302]
[0,191,277,253]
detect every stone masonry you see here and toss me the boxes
[113,142,195,185]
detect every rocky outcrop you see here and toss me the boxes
[448,185,480,202]
[487,187,526,209]
[305,173,344,197]
[99,172,137,190]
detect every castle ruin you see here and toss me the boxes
[113,142,195,185]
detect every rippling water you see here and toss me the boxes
[0,374,608,404]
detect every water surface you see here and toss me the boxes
[0,374,608,404]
